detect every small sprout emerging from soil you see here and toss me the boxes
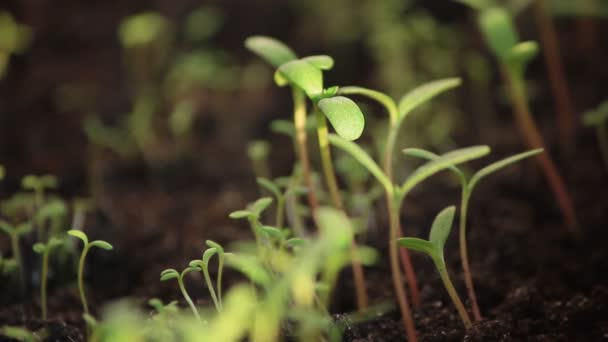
[33,236,64,320]
[404,147,543,320]
[583,100,608,172]
[0,221,32,292]
[160,267,200,320]
[68,229,113,316]
[189,241,230,313]
[398,206,473,329]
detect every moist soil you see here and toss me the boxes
[1,1,607,341]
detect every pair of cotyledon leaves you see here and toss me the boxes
[245,36,364,141]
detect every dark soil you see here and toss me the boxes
[1,1,607,341]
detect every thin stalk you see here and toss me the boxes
[202,268,222,312]
[77,246,90,315]
[275,196,285,229]
[596,125,608,172]
[292,88,319,212]
[384,124,421,307]
[217,255,224,309]
[434,260,472,329]
[389,197,417,342]
[40,250,50,320]
[315,108,369,310]
[178,277,200,320]
[533,0,576,148]
[11,233,25,296]
[459,190,481,321]
[501,68,578,233]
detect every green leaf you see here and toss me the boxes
[314,207,354,249]
[401,146,490,194]
[317,96,365,141]
[0,221,13,235]
[15,222,32,236]
[302,55,334,70]
[250,197,273,215]
[270,119,295,137]
[469,149,543,192]
[260,226,283,240]
[397,78,461,121]
[286,237,308,247]
[478,7,519,61]
[189,259,205,270]
[402,148,466,185]
[338,86,398,124]
[33,242,46,254]
[225,254,272,287]
[428,206,456,250]
[68,229,88,244]
[229,210,253,219]
[328,134,392,193]
[244,36,297,68]
[583,101,608,126]
[397,238,436,256]
[202,248,218,265]
[275,59,323,99]
[506,41,538,71]
[90,240,113,250]
[256,178,281,199]
[355,246,379,266]
[160,269,179,281]
[206,240,224,254]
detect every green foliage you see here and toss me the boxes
[317,96,365,141]
[118,12,170,47]
[397,78,461,122]
[160,267,201,320]
[33,237,65,320]
[245,36,297,68]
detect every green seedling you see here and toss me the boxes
[68,230,113,316]
[0,11,31,79]
[583,101,608,172]
[330,133,490,341]
[33,237,64,320]
[229,197,273,250]
[398,206,472,329]
[22,175,57,209]
[160,267,200,320]
[338,78,462,327]
[404,148,543,320]
[463,4,578,232]
[256,177,285,228]
[189,241,230,313]
[0,221,32,292]
[34,199,67,241]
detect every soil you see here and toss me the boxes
[1,0,607,341]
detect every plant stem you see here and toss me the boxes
[459,191,481,321]
[533,0,576,148]
[78,246,90,315]
[275,196,285,229]
[434,259,472,329]
[178,277,200,320]
[597,125,608,172]
[41,250,49,320]
[217,255,224,309]
[203,268,222,312]
[502,68,578,234]
[384,125,421,307]
[11,233,25,297]
[292,88,319,212]
[315,108,369,310]
[389,197,417,342]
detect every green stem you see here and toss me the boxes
[217,255,224,309]
[597,125,608,172]
[178,276,200,320]
[41,250,50,320]
[276,197,285,229]
[203,268,221,312]
[78,246,90,315]
[389,197,417,342]
[434,258,472,329]
[503,68,578,233]
[11,233,25,296]
[459,191,481,321]
[292,88,318,212]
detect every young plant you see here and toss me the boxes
[583,100,608,172]
[339,78,463,306]
[398,206,472,329]
[22,174,58,241]
[188,240,230,313]
[33,237,64,320]
[160,267,201,320]
[67,229,113,316]
[464,4,578,232]
[229,197,273,251]
[256,177,286,229]
[330,133,490,341]
[0,221,32,293]
[403,147,543,320]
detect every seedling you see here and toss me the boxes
[229,197,273,250]
[330,133,490,341]
[160,267,200,320]
[0,221,32,292]
[257,177,286,228]
[583,101,608,172]
[189,240,231,313]
[68,229,113,315]
[34,199,67,241]
[462,3,578,232]
[33,237,64,320]
[398,206,472,329]
[339,78,463,307]
[404,147,543,320]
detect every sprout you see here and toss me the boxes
[188,242,229,313]
[68,229,113,316]
[0,221,32,293]
[256,177,285,228]
[398,206,472,329]
[160,267,200,320]
[33,237,64,320]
